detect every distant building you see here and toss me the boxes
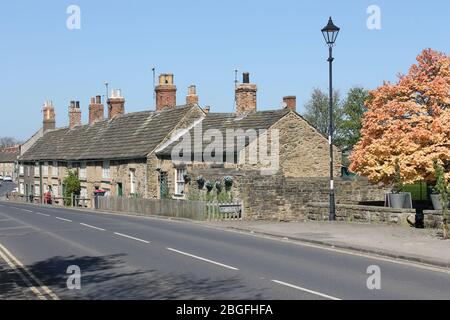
[0,145,20,181]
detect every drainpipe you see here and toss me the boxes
[39,162,43,204]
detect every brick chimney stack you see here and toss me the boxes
[283,96,296,111]
[89,95,104,125]
[186,85,199,106]
[155,73,177,111]
[235,72,257,114]
[43,101,56,132]
[108,89,125,119]
[68,101,82,129]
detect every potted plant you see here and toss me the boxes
[183,173,191,184]
[215,180,223,194]
[430,184,442,210]
[431,160,449,211]
[196,175,205,189]
[224,176,233,191]
[205,180,214,193]
[387,159,410,209]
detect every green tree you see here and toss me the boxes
[340,87,369,149]
[62,170,81,206]
[302,88,344,147]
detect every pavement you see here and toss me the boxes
[1,200,450,300]
[203,220,450,268]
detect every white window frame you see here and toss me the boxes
[80,187,88,199]
[19,182,24,194]
[130,169,136,194]
[79,162,87,179]
[102,161,110,179]
[34,184,40,196]
[19,165,24,175]
[34,162,39,176]
[52,161,59,177]
[53,185,59,198]
[175,168,186,196]
[43,162,48,176]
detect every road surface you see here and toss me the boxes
[0,200,449,300]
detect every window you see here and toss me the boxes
[52,161,59,177]
[34,163,39,176]
[19,182,24,194]
[43,183,48,193]
[102,161,110,179]
[19,165,24,175]
[175,168,186,196]
[79,162,87,179]
[80,187,88,199]
[129,169,136,194]
[53,185,59,197]
[43,162,48,176]
[34,184,40,196]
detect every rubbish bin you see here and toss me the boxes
[93,189,106,209]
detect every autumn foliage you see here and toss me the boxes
[349,49,450,185]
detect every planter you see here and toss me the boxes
[430,194,442,210]
[387,192,411,209]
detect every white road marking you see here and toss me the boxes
[166,247,239,271]
[21,209,33,213]
[80,223,105,231]
[35,212,50,217]
[0,248,47,300]
[114,232,150,244]
[55,217,72,223]
[0,242,59,300]
[272,280,341,300]
[0,226,33,231]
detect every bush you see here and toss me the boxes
[63,170,81,206]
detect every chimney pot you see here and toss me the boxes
[186,85,199,105]
[243,72,250,84]
[89,96,104,124]
[204,106,211,114]
[108,89,125,119]
[235,72,257,114]
[155,73,177,111]
[43,101,56,132]
[69,100,82,128]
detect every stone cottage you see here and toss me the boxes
[18,72,342,204]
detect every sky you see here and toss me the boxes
[0,0,448,140]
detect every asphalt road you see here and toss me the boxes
[0,200,449,300]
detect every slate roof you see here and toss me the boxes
[0,150,19,162]
[156,108,291,156]
[20,106,195,161]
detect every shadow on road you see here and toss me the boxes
[2,254,268,300]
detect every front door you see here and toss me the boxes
[159,171,168,199]
[117,183,123,197]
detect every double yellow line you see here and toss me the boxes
[0,242,59,300]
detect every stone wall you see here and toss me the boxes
[307,202,413,226]
[423,210,445,229]
[182,166,387,221]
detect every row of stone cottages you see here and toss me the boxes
[17,72,343,207]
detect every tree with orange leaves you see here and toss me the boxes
[349,49,450,186]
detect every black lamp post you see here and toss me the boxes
[321,17,340,221]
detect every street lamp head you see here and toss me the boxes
[321,17,340,47]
